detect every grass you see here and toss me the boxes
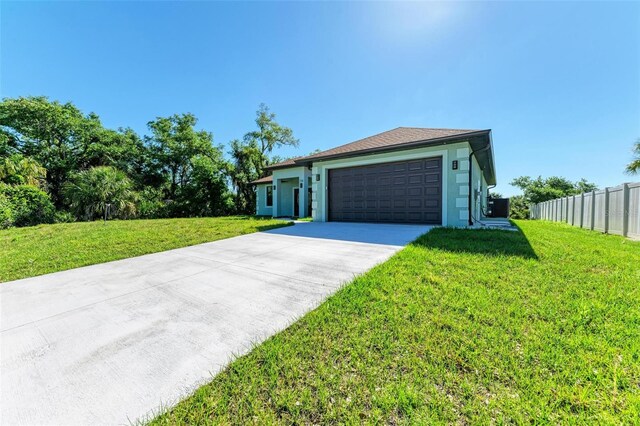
[0,216,290,282]
[151,220,640,424]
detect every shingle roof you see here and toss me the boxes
[266,127,487,169]
[302,127,481,161]
[249,175,273,185]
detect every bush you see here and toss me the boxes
[0,184,56,227]
[509,195,529,219]
[138,187,169,219]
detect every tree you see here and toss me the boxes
[145,113,232,216]
[626,139,640,174]
[64,166,138,221]
[0,96,136,207]
[228,139,261,214]
[508,195,529,219]
[78,126,152,188]
[229,104,299,214]
[176,155,233,216]
[509,175,598,218]
[243,103,299,175]
[0,154,46,187]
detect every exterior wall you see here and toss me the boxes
[255,183,273,216]
[271,166,312,217]
[311,141,479,227]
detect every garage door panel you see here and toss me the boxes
[408,175,423,185]
[329,157,442,224]
[408,161,422,170]
[407,187,422,197]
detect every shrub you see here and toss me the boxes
[0,184,56,227]
[138,187,169,219]
[54,210,76,223]
[0,192,14,229]
[64,166,138,221]
[509,195,529,219]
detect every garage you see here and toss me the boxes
[328,157,442,224]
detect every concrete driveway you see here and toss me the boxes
[0,222,430,425]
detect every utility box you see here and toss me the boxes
[488,197,510,218]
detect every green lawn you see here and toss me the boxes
[151,220,640,424]
[0,216,289,283]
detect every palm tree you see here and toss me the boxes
[64,166,138,220]
[0,155,46,187]
[626,139,640,175]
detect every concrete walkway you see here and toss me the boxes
[0,222,430,425]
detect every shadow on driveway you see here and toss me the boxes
[263,221,434,246]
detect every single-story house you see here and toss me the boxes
[250,127,496,227]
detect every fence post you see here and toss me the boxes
[622,183,630,237]
[603,187,610,233]
[571,195,575,225]
[579,192,584,228]
[590,190,596,230]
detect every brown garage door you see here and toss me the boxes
[328,157,442,224]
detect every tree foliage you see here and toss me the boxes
[509,175,598,218]
[243,103,299,173]
[0,183,55,228]
[0,154,46,187]
[0,97,295,227]
[626,139,640,175]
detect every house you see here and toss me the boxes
[250,127,496,226]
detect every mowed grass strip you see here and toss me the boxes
[152,220,640,424]
[1,216,290,282]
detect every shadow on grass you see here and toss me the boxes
[411,225,539,260]
[255,221,295,233]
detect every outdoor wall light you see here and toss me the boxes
[273,185,276,191]
[315,174,320,181]
[299,182,303,188]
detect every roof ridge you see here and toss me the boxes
[397,126,481,132]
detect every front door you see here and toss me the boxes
[293,188,300,217]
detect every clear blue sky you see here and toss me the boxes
[2,1,639,196]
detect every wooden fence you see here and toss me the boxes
[529,182,640,239]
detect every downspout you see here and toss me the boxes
[468,144,491,226]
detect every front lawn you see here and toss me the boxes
[152,220,640,424]
[0,216,289,282]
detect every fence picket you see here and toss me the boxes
[529,182,639,239]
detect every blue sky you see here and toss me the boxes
[2,1,639,196]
